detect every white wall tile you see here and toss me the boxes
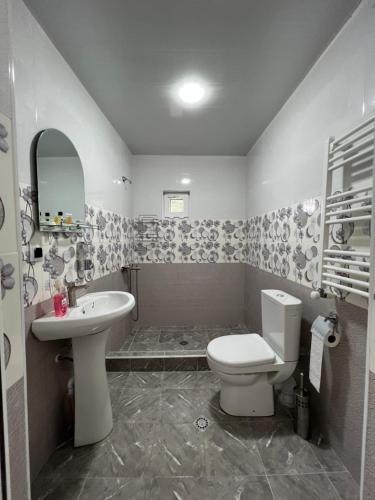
[246,0,375,216]
[9,0,133,218]
[132,155,247,219]
[0,0,11,118]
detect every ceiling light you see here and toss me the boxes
[181,177,191,185]
[172,77,211,108]
[178,81,205,104]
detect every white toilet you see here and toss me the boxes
[207,289,302,417]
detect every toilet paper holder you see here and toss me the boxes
[324,311,338,327]
[323,312,339,345]
[309,312,341,392]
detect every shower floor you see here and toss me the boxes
[111,325,249,356]
[106,325,250,371]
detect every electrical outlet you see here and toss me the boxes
[29,245,43,263]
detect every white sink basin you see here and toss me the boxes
[32,291,135,447]
[32,291,135,340]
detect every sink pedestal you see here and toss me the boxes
[31,291,135,446]
[72,328,113,446]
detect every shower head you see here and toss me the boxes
[122,176,132,185]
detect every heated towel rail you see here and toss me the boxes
[317,115,375,301]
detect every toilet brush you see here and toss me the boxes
[295,372,310,440]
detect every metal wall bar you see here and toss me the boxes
[322,272,369,288]
[322,280,370,298]
[325,214,372,224]
[324,249,370,257]
[326,184,372,201]
[323,265,370,278]
[331,116,375,147]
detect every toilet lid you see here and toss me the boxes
[207,333,276,368]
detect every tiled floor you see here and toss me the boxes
[109,325,249,357]
[32,371,359,499]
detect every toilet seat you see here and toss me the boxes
[207,333,276,368]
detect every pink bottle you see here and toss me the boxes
[53,280,68,317]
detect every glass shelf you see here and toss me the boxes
[39,222,99,233]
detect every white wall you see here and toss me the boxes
[132,155,247,219]
[0,0,11,117]
[247,0,375,216]
[10,0,133,217]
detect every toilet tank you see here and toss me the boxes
[261,290,302,362]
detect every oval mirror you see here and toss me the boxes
[35,129,85,232]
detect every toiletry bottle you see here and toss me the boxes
[65,213,73,225]
[53,279,68,317]
[53,214,62,225]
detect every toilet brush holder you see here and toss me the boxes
[294,373,310,440]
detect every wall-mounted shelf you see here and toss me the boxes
[134,215,159,242]
[318,115,375,301]
[39,222,99,233]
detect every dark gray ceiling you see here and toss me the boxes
[24,0,360,155]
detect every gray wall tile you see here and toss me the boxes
[363,370,375,499]
[244,265,367,482]
[134,263,245,326]
[7,378,29,500]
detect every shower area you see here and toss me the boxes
[107,261,249,369]
[106,212,250,369]
[103,158,252,370]
[107,324,250,370]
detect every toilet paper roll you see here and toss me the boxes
[309,315,340,393]
[324,329,341,348]
[311,315,340,348]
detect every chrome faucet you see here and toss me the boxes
[67,282,88,308]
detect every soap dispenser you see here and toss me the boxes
[53,279,68,317]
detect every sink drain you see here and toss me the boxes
[194,416,209,432]
[180,340,188,346]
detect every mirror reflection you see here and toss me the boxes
[36,129,85,231]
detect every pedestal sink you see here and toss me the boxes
[32,291,135,447]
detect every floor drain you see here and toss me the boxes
[194,416,209,432]
[180,340,188,346]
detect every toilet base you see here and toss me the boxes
[220,379,274,417]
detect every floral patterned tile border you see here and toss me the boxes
[19,183,134,307]
[1,112,26,388]
[1,115,16,373]
[247,198,321,289]
[246,193,370,297]
[132,199,322,289]
[19,186,322,307]
[133,218,248,264]
[19,182,369,307]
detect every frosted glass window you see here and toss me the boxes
[163,191,190,218]
[170,198,184,213]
